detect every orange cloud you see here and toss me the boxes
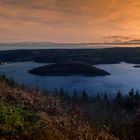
[0,0,140,43]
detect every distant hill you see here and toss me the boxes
[28,61,110,76]
[1,47,140,64]
[123,39,140,44]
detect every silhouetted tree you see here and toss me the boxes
[54,88,59,96]
[134,90,140,106]
[81,89,89,102]
[129,88,135,99]
[71,91,78,104]
[64,91,71,103]
[59,88,65,100]
[96,93,101,101]
[104,93,108,101]
[115,90,124,107]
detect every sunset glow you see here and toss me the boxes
[0,0,140,43]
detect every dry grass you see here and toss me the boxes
[0,77,119,140]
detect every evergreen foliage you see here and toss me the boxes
[0,75,139,140]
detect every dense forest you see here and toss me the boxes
[1,47,140,64]
[0,74,139,140]
[28,61,110,76]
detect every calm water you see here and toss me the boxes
[0,61,140,96]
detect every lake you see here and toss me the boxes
[0,61,140,96]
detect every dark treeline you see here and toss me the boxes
[53,88,140,140]
[0,74,140,140]
[53,88,140,111]
[1,47,140,64]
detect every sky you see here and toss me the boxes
[0,0,140,43]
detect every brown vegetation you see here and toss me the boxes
[0,75,117,140]
[0,75,139,140]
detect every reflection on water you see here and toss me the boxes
[0,61,140,96]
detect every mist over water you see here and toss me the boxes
[0,61,140,96]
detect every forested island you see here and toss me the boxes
[134,65,140,68]
[28,61,110,76]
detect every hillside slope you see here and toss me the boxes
[0,75,118,140]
